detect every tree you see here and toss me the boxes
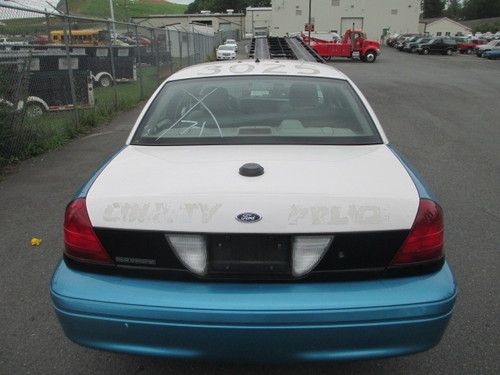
[445,0,463,19]
[186,0,271,14]
[423,0,446,18]
[462,0,500,20]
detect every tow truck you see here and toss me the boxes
[303,29,380,63]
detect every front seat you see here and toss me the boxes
[288,82,320,109]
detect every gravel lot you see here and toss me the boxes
[0,46,499,374]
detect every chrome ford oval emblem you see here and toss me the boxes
[236,212,262,223]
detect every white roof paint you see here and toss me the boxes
[168,59,349,81]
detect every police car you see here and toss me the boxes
[51,60,456,362]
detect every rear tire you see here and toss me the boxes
[446,49,452,56]
[364,50,377,63]
[98,75,112,88]
[423,48,430,55]
[25,102,44,117]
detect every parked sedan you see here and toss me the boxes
[224,38,238,52]
[216,44,237,60]
[404,37,432,53]
[475,39,500,57]
[417,38,457,55]
[484,49,500,59]
[50,60,456,362]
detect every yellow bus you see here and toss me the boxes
[49,29,109,46]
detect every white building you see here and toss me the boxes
[419,17,472,37]
[245,7,273,36]
[132,12,245,35]
[271,0,422,39]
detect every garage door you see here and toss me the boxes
[341,17,364,34]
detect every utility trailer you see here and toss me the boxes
[249,36,324,63]
[16,45,138,87]
[0,50,94,117]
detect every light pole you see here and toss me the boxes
[109,0,116,39]
[307,0,312,45]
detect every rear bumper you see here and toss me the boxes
[51,261,456,362]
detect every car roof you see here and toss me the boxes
[168,60,349,82]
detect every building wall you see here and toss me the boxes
[132,14,245,37]
[245,7,273,35]
[271,0,421,39]
[419,18,471,36]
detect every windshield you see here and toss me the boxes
[218,45,234,51]
[225,39,236,44]
[131,76,382,145]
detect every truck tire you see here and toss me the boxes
[364,50,377,63]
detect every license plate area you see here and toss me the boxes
[208,234,291,275]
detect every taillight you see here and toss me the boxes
[391,199,444,265]
[64,198,113,264]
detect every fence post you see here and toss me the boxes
[178,30,183,68]
[63,26,80,130]
[135,25,144,99]
[166,27,172,73]
[107,21,118,111]
[151,28,160,83]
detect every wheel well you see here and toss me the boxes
[94,72,113,82]
[26,96,49,111]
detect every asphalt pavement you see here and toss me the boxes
[0,47,499,374]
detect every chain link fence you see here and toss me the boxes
[0,3,238,169]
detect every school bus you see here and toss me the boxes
[49,29,109,46]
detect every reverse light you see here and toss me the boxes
[64,198,113,264]
[292,236,333,277]
[391,199,444,265]
[167,234,207,275]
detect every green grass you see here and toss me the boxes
[0,66,159,169]
[63,0,187,21]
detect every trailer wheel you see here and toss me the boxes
[364,50,377,63]
[25,102,44,117]
[98,75,112,88]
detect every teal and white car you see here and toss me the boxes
[51,60,456,362]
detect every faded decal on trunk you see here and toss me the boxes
[288,204,388,225]
[103,202,222,224]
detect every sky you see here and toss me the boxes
[169,0,194,4]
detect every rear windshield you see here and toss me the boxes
[131,76,382,145]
